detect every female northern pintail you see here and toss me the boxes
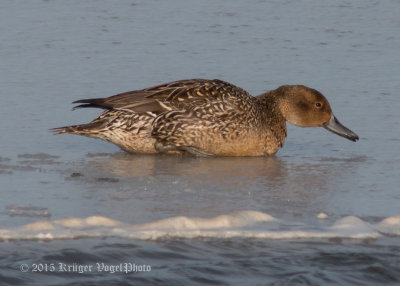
[52,79,359,156]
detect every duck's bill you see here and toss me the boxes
[323,115,359,142]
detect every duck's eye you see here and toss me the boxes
[315,102,322,108]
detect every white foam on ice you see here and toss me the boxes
[377,215,400,236]
[0,210,399,242]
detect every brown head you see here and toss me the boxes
[277,85,359,142]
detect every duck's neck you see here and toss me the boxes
[256,88,285,123]
[256,85,296,120]
[255,88,287,142]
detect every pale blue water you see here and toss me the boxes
[1,0,400,285]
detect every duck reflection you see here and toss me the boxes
[84,152,288,186]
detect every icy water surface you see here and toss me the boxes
[1,0,400,285]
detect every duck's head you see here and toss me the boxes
[278,85,359,142]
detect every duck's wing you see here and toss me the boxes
[73,79,252,115]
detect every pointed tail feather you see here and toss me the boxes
[49,126,67,134]
[72,98,110,110]
[49,125,87,135]
[50,120,105,135]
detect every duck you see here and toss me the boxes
[52,79,359,156]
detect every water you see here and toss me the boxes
[1,0,400,285]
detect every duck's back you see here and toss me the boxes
[73,79,253,113]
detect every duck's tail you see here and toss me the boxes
[50,121,105,136]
